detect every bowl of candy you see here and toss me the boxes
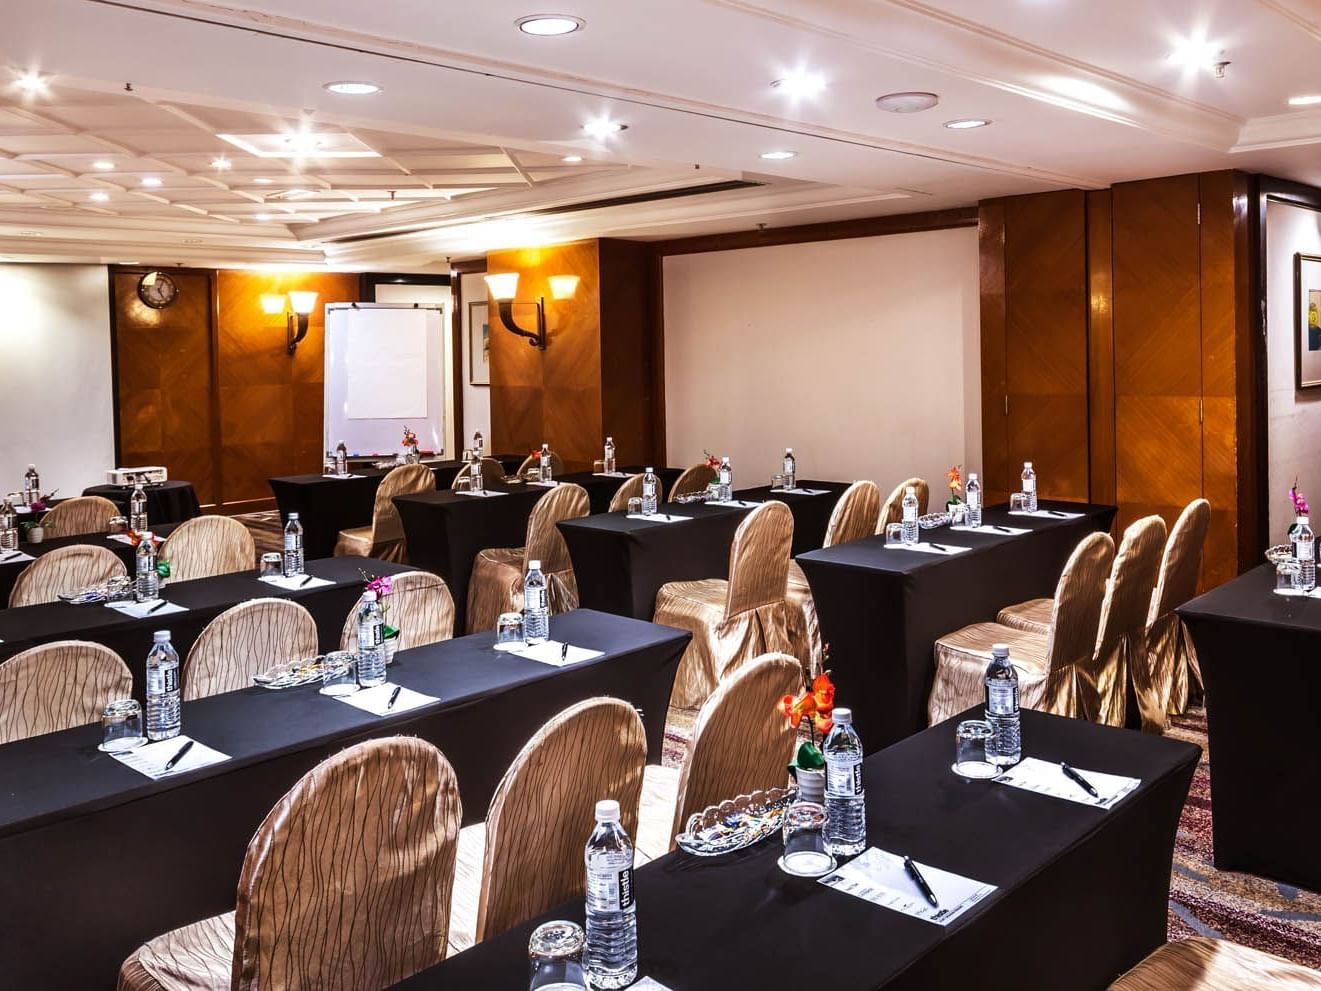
[674,786,796,856]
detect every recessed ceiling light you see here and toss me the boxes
[210,157,231,170]
[944,118,991,129]
[1168,36,1226,71]
[253,177,272,184]
[14,72,47,94]
[255,212,272,221]
[583,119,626,138]
[771,70,827,98]
[283,133,323,155]
[89,192,110,202]
[760,150,796,160]
[516,14,585,36]
[876,91,940,113]
[323,80,382,95]
[140,176,163,187]
[562,155,584,163]
[92,160,114,171]
[1289,95,1321,107]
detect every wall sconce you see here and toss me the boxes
[484,272,579,349]
[262,290,319,354]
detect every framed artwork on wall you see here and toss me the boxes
[468,300,491,386]
[1296,253,1321,389]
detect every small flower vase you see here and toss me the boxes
[26,525,45,544]
[794,766,825,804]
[383,631,400,665]
[947,500,965,525]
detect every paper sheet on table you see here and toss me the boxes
[708,499,762,508]
[0,551,34,564]
[107,534,136,545]
[326,474,366,480]
[528,480,560,488]
[334,682,438,717]
[994,757,1140,810]
[882,542,971,556]
[14,506,33,515]
[111,736,230,780]
[258,574,334,591]
[594,471,630,478]
[819,847,995,927]
[626,513,691,523]
[509,640,604,667]
[455,489,508,498]
[950,524,1031,535]
[104,599,188,618]
[1008,510,1084,519]
[629,980,674,990]
[772,488,831,496]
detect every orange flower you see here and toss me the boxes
[947,465,962,492]
[810,671,835,711]
[779,691,817,729]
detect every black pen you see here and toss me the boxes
[1,551,19,561]
[163,739,194,771]
[992,525,1013,533]
[148,600,168,614]
[1060,762,1100,799]
[1049,509,1069,517]
[561,641,569,662]
[904,856,939,909]
[299,574,313,587]
[385,685,402,710]
[929,543,948,552]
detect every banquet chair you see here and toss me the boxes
[0,640,131,744]
[636,653,802,860]
[465,483,589,633]
[786,480,881,673]
[515,450,566,479]
[334,463,434,563]
[339,570,456,651]
[158,515,255,582]
[1109,936,1321,990]
[450,457,505,491]
[608,473,645,512]
[448,698,645,954]
[181,598,318,700]
[9,544,126,607]
[40,495,120,536]
[927,531,1115,726]
[876,478,930,532]
[117,736,462,991]
[668,463,716,500]
[654,500,795,710]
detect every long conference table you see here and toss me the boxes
[0,523,182,605]
[0,609,688,988]
[797,502,1117,752]
[400,708,1199,990]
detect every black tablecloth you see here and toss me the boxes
[82,481,202,525]
[268,456,525,559]
[1179,563,1321,889]
[0,555,409,697]
[797,502,1116,752]
[736,480,850,555]
[0,609,687,988]
[0,523,181,606]
[399,708,1198,991]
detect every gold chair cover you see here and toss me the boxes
[876,478,930,532]
[182,598,318,700]
[995,596,1054,634]
[465,483,590,632]
[514,450,566,478]
[451,458,505,491]
[668,464,717,500]
[9,544,126,607]
[654,501,795,709]
[159,516,256,582]
[1142,498,1211,726]
[928,531,1114,725]
[334,463,435,563]
[1109,937,1321,990]
[0,640,131,744]
[608,473,645,512]
[339,571,456,651]
[118,736,462,991]
[40,495,121,536]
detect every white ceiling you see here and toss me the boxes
[2,0,1320,269]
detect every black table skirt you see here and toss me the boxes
[0,609,687,988]
[797,502,1116,752]
[82,481,201,525]
[0,524,181,606]
[399,708,1198,991]
[0,555,410,698]
[1179,564,1321,890]
[736,480,850,555]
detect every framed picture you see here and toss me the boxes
[1296,253,1321,389]
[468,300,491,386]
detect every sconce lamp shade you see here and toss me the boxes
[485,272,519,301]
[287,290,319,315]
[548,275,580,300]
[260,293,287,315]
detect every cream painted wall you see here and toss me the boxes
[663,227,981,498]
[459,271,492,448]
[0,263,115,497]
[1266,200,1321,540]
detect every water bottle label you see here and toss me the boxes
[148,665,178,696]
[1300,539,1315,562]
[586,865,635,912]
[826,758,863,796]
[359,620,384,648]
[1022,477,1036,493]
[526,586,548,612]
[987,680,1018,715]
[967,490,980,510]
[284,533,297,551]
[903,503,917,522]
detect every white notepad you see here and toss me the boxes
[594,471,630,478]
[820,847,995,926]
[258,574,334,591]
[994,757,1140,810]
[708,499,762,508]
[1008,509,1085,520]
[882,542,971,556]
[111,736,230,780]
[106,534,136,545]
[455,489,508,498]
[950,524,1031,536]
[629,980,674,991]
[528,480,561,488]
[509,640,604,667]
[333,682,438,717]
[0,551,34,564]
[772,488,831,496]
[326,473,366,480]
[626,513,691,523]
[104,599,188,618]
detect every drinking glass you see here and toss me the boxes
[99,699,145,753]
[495,612,526,652]
[105,575,135,602]
[260,552,283,579]
[627,497,643,515]
[952,719,997,779]
[320,650,358,697]
[884,522,905,546]
[778,801,836,877]
[1009,493,1026,513]
[528,920,588,990]
[771,473,787,491]
[108,515,129,535]
[1277,559,1303,594]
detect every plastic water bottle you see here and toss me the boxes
[584,799,638,990]
[901,485,919,544]
[145,631,181,741]
[23,464,39,505]
[985,643,1022,767]
[282,512,304,577]
[966,472,983,528]
[823,708,866,856]
[0,499,16,551]
[334,440,348,476]
[473,430,484,457]
[356,591,387,687]
[1021,461,1038,513]
[783,448,796,490]
[540,443,554,483]
[129,480,148,532]
[641,468,659,516]
[469,449,484,495]
[524,559,549,644]
[718,456,733,501]
[1298,515,1316,592]
[135,533,159,602]
[604,436,617,474]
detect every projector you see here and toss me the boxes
[107,466,169,485]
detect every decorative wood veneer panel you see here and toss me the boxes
[978,201,1010,503]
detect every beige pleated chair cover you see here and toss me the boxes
[654,501,795,709]
[9,544,126,607]
[182,598,318,701]
[1109,936,1321,990]
[608,473,645,512]
[465,483,590,633]
[786,481,882,673]
[668,464,716,500]
[339,571,456,651]
[450,458,505,491]
[1143,498,1211,726]
[334,463,435,563]
[117,736,462,991]
[159,516,255,582]
[40,495,120,536]
[0,641,131,744]
[928,531,1115,725]
[515,450,566,478]
[876,478,930,532]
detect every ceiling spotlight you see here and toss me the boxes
[562,155,584,163]
[210,157,231,170]
[759,150,796,160]
[771,70,827,98]
[14,72,47,94]
[583,119,626,138]
[944,118,991,129]
[1289,95,1321,107]
[92,160,114,171]
[516,14,585,36]
[1168,37,1229,75]
[89,191,110,202]
[140,176,163,187]
[253,177,272,184]
[323,80,382,95]
[876,91,940,113]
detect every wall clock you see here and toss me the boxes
[137,271,178,309]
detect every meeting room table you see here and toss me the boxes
[81,480,202,525]
[1178,563,1321,890]
[0,608,688,988]
[796,501,1116,752]
[0,522,181,606]
[400,707,1198,991]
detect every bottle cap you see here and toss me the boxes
[153,630,171,642]
[606,436,613,442]
[1025,461,1033,468]
[1300,515,1311,525]
[906,486,915,495]
[832,707,853,725]
[363,590,377,602]
[646,467,654,473]
[140,531,154,541]
[595,799,621,822]
[969,472,978,480]
[786,447,793,453]
[288,512,299,520]
[528,559,541,570]
[992,642,1010,658]
[27,464,35,470]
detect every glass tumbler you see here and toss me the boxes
[260,552,283,579]
[771,473,787,490]
[1277,559,1303,594]
[495,612,526,652]
[952,719,998,779]
[627,497,643,515]
[528,920,587,990]
[1009,493,1027,513]
[885,522,905,546]
[778,801,836,878]
[108,515,129,535]
[99,699,145,753]
[320,650,358,697]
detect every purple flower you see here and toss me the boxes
[367,575,393,597]
[1291,480,1310,516]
